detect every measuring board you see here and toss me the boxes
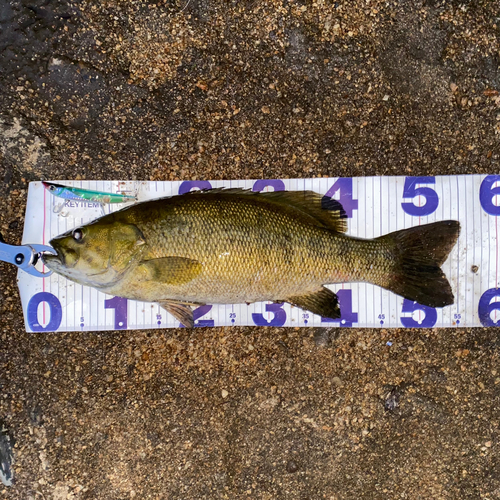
[17,176,500,332]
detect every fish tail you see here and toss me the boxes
[376,220,460,307]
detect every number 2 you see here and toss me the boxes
[179,181,212,194]
[180,305,215,328]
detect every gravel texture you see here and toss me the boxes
[1,0,500,498]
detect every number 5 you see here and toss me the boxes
[401,176,439,216]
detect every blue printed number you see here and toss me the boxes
[252,180,285,192]
[252,303,287,326]
[180,305,214,328]
[322,178,358,218]
[401,176,439,216]
[479,175,500,215]
[179,180,212,194]
[105,296,128,329]
[400,299,437,328]
[478,289,500,326]
[27,292,62,332]
[321,289,358,327]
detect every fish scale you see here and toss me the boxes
[127,196,375,303]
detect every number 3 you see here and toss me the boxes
[252,303,287,326]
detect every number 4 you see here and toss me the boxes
[322,178,358,218]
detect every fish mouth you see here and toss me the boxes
[41,251,63,270]
[42,239,77,269]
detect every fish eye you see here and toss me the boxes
[49,185,56,191]
[72,228,84,242]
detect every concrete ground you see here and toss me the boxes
[1,0,499,498]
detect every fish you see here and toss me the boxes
[42,188,460,328]
[42,181,136,204]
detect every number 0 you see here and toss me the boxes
[27,292,63,332]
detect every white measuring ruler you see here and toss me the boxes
[17,176,500,332]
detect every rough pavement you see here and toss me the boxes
[1,0,499,498]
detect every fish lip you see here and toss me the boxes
[41,251,62,268]
[41,240,64,267]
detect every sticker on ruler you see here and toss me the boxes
[17,176,500,332]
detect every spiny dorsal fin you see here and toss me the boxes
[185,188,348,233]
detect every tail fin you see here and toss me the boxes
[377,220,460,307]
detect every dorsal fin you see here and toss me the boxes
[185,188,348,233]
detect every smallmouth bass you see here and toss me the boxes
[43,189,460,327]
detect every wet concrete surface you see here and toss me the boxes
[1,0,500,498]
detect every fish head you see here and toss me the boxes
[43,220,145,287]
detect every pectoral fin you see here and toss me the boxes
[287,287,340,319]
[138,257,202,285]
[158,301,195,328]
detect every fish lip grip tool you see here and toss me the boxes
[0,232,56,278]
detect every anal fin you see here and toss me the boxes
[287,287,340,319]
[158,300,195,328]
